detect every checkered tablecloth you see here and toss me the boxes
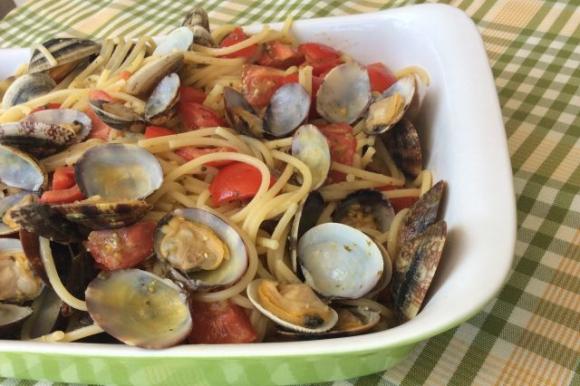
[0,0,578,385]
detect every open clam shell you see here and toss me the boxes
[183,6,210,33]
[332,189,395,233]
[144,73,180,125]
[0,192,35,235]
[125,53,183,96]
[85,269,192,348]
[223,87,264,138]
[291,124,330,190]
[289,191,325,272]
[247,279,338,334]
[316,62,371,124]
[298,223,384,299]
[264,84,310,138]
[382,118,423,177]
[75,144,163,201]
[0,145,46,191]
[54,199,151,230]
[12,203,84,243]
[0,238,44,304]
[0,303,32,337]
[392,220,447,320]
[154,208,248,289]
[89,99,145,133]
[153,27,194,56]
[1,73,56,109]
[28,38,100,74]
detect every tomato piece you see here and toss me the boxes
[257,41,304,69]
[317,123,356,182]
[298,43,343,76]
[118,71,132,80]
[188,300,257,344]
[51,166,76,190]
[390,196,419,212]
[219,27,260,61]
[85,108,112,140]
[175,146,236,167]
[31,103,61,113]
[281,73,299,85]
[144,126,176,139]
[179,86,207,104]
[367,63,397,93]
[86,221,156,271]
[309,75,323,118]
[179,102,225,130]
[40,185,85,204]
[88,90,114,102]
[209,162,273,206]
[241,65,285,108]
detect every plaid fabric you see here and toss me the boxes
[1,0,579,385]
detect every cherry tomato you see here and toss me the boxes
[209,162,273,206]
[179,86,206,104]
[179,102,225,130]
[39,185,85,204]
[257,41,304,69]
[175,146,236,168]
[144,126,176,139]
[318,123,356,182]
[219,27,261,61]
[88,90,114,102]
[298,42,343,76]
[241,65,285,108]
[367,63,397,93]
[85,108,112,140]
[51,166,76,190]
[188,300,257,344]
[31,103,61,113]
[86,221,156,271]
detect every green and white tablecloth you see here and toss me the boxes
[0,0,578,385]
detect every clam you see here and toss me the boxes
[0,145,46,191]
[144,73,180,126]
[1,73,56,109]
[183,6,210,33]
[11,203,84,243]
[28,38,100,74]
[85,269,192,348]
[398,180,445,246]
[247,279,338,333]
[0,238,44,304]
[154,208,248,289]
[223,87,264,138]
[291,124,330,190]
[382,118,422,177]
[54,199,151,230]
[316,62,371,124]
[364,75,416,135]
[289,191,325,271]
[0,303,33,336]
[75,144,163,200]
[332,189,395,233]
[0,192,35,235]
[298,223,384,299]
[0,109,92,157]
[153,27,194,56]
[89,98,145,133]
[392,220,447,320]
[125,53,183,96]
[190,25,216,47]
[264,84,310,138]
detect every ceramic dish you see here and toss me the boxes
[0,4,515,385]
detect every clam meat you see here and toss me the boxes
[0,238,44,303]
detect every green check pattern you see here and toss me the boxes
[0,0,579,385]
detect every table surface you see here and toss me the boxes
[0,0,578,385]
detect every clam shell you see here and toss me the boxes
[153,27,194,56]
[28,38,100,74]
[89,99,145,133]
[289,191,325,272]
[332,189,395,233]
[54,200,151,230]
[264,83,310,138]
[0,303,32,336]
[223,86,263,137]
[383,118,423,177]
[11,203,83,243]
[0,192,35,235]
[125,53,183,95]
[0,145,46,191]
[1,73,56,109]
[291,124,330,190]
[144,73,180,124]
[364,75,416,134]
[0,238,44,303]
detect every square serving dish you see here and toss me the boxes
[0,4,515,385]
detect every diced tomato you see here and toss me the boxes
[298,42,343,76]
[51,166,76,190]
[118,71,132,80]
[209,162,274,206]
[317,123,356,182]
[281,73,299,85]
[88,90,114,102]
[175,146,236,168]
[219,27,261,61]
[40,185,85,204]
[367,63,397,93]
[257,41,304,69]
[179,86,207,104]
[179,102,225,130]
[31,103,61,113]
[390,196,419,212]
[241,65,285,108]
[85,108,112,140]
[188,300,257,344]
[86,221,156,271]
[144,126,176,139]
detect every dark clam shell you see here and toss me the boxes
[289,191,325,272]
[332,189,395,233]
[0,303,32,337]
[398,180,446,246]
[1,73,56,109]
[125,53,183,96]
[28,38,101,74]
[89,99,145,133]
[223,87,264,138]
[264,83,310,138]
[11,203,84,243]
[182,6,210,32]
[54,200,151,230]
[392,220,447,320]
[383,118,423,177]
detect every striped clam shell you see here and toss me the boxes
[28,38,100,74]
